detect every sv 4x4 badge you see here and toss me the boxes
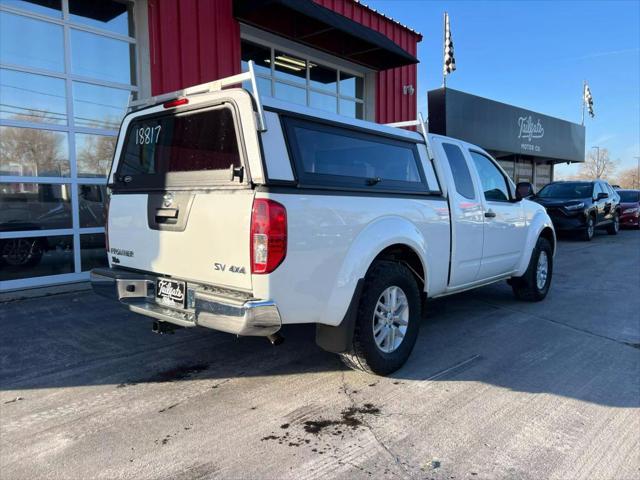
[214,262,246,274]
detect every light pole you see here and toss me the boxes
[591,146,600,178]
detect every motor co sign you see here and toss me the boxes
[518,115,544,153]
[427,88,586,163]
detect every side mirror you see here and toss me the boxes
[516,182,535,200]
[596,192,609,200]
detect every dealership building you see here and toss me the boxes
[428,88,585,192]
[0,0,583,291]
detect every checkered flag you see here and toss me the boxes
[584,83,594,118]
[443,12,456,76]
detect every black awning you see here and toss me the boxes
[233,0,419,71]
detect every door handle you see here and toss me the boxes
[155,208,178,218]
[485,211,496,218]
[155,208,179,224]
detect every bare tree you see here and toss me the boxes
[578,148,618,180]
[77,135,117,177]
[0,111,68,176]
[615,166,640,189]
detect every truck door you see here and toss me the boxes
[437,141,484,286]
[467,150,527,279]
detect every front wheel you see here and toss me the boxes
[339,261,421,376]
[582,215,595,241]
[606,212,620,235]
[510,237,553,302]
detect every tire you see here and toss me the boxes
[0,238,44,267]
[606,212,620,235]
[339,261,421,376]
[582,215,595,241]
[510,237,553,302]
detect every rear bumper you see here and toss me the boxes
[90,268,281,336]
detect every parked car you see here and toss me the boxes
[90,66,556,375]
[618,189,640,228]
[534,180,620,241]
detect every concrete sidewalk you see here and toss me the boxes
[1,230,638,479]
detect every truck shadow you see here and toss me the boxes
[1,279,638,409]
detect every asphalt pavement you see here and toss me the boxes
[1,229,639,480]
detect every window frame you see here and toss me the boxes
[281,115,433,195]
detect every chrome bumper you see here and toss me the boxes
[90,268,281,336]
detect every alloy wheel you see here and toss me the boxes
[372,286,409,353]
[587,218,595,239]
[536,251,549,290]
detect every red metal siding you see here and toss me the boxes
[147,0,420,123]
[148,0,240,96]
[312,0,421,124]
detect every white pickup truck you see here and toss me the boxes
[91,66,555,375]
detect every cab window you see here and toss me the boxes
[442,143,475,199]
[469,151,510,202]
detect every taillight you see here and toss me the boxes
[250,199,287,274]
[104,192,111,254]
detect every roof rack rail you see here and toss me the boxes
[127,60,267,132]
[385,113,433,160]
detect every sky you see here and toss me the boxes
[366,0,640,178]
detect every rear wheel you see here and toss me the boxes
[606,212,620,235]
[582,215,595,241]
[511,237,553,302]
[339,261,421,376]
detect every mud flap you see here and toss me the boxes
[315,279,364,353]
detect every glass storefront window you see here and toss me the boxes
[72,81,130,130]
[498,160,515,181]
[80,233,107,271]
[244,76,272,98]
[339,99,364,119]
[0,69,67,125]
[0,1,136,288]
[69,0,133,37]
[0,0,62,18]
[256,76,272,97]
[78,184,106,227]
[70,29,134,84]
[310,91,337,114]
[309,64,337,93]
[0,126,69,176]
[339,72,364,99]
[0,11,64,72]
[0,182,72,231]
[0,234,74,281]
[241,41,366,119]
[241,41,271,76]
[274,81,306,106]
[273,51,306,84]
[76,133,116,177]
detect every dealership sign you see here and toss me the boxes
[428,88,586,163]
[518,115,544,152]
